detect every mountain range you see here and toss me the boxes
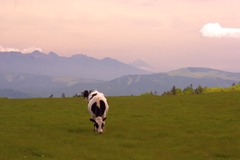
[0,51,151,81]
[0,88,32,98]
[35,68,239,97]
[1,51,240,98]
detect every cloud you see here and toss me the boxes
[199,23,240,38]
[21,47,43,53]
[0,46,20,52]
[0,46,43,53]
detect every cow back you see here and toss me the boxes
[88,90,109,118]
[91,100,106,117]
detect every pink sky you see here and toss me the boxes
[1,0,240,72]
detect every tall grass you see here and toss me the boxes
[0,92,240,159]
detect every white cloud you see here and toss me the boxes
[199,23,240,38]
[0,46,20,52]
[0,46,43,53]
[21,47,43,53]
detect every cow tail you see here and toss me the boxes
[96,96,100,108]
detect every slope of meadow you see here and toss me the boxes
[0,92,240,159]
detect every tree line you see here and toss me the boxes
[162,82,240,96]
[141,82,240,96]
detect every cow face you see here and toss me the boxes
[90,117,107,134]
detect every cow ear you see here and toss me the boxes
[103,117,107,121]
[90,118,95,122]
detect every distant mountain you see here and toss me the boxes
[0,51,151,80]
[1,53,240,98]
[166,67,240,81]
[32,67,240,97]
[0,72,103,95]
[84,74,237,96]
[129,59,156,72]
[0,88,32,98]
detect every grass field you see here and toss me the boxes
[0,92,240,160]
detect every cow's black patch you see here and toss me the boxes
[90,118,95,122]
[89,93,97,100]
[95,123,99,129]
[91,100,106,117]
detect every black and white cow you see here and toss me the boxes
[83,90,93,100]
[88,90,109,134]
[83,90,89,100]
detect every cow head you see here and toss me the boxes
[90,117,107,134]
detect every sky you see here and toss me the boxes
[1,0,240,72]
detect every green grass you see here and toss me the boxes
[0,92,240,159]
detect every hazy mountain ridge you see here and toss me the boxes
[87,71,239,96]
[0,51,151,80]
[0,88,32,98]
[129,59,156,72]
[167,67,240,81]
[39,70,238,97]
[0,72,103,95]
[1,50,240,98]
[1,67,240,98]
[129,59,152,68]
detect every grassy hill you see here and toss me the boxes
[0,92,240,159]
